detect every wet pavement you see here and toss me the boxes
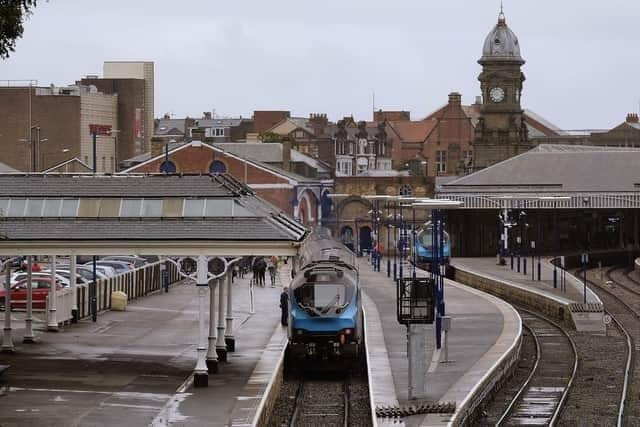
[0,266,288,426]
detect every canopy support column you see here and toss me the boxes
[206,278,219,373]
[216,276,227,362]
[225,271,235,352]
[194,255,210,387]
[23,256,35,343]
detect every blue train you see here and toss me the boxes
[287,229,363,361]
[414,221,451,266]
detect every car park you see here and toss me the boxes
[102,256,147,269]
[0,277,62,310]
[85,260,132,274]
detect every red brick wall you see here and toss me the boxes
[131,145,296,214]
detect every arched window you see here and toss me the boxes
[160,161,176,173]
[399,184,412,196]
[209,160,226,173]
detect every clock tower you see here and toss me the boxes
[473,8,532,170]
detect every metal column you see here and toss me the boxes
[407,324,427,399]
[70,255,78,322]
[216,276,227,362]
[206,278,219,373]
[195,255,211,386]
[47,255,59,331]
[225,271,235,352]
[2,263,13,352]
[23,256,35,343]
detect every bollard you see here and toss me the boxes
[511,255,514,270]
[537,261,541,281]
[553,268,557,288]
[517,256,521,273]
[523,258,527,276]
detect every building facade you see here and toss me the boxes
[0,85,117,173]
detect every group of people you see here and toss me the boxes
[251,256,279,287]
[248,256,290,327]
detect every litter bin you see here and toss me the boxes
[111,291,128,311]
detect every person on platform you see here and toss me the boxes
[267,257,277,287]
[280,287,289,326]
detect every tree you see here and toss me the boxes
[0,1,39,59]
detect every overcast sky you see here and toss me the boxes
[3,1,639,130]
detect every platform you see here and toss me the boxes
[452,257,604,332]
[0,264,292,427]
[360,260,521,426]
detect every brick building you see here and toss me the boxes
[0,84,117,173]
[122,140,332,225]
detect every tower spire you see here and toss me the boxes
[498,1,506,24]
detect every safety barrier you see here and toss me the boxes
[47,287,75,326]
[66,261,179,321]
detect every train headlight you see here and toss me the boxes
[296,329,304,335]
[344,328,352,335]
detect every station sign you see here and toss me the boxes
[89,124,113,136]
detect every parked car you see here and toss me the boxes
[46,269,90,286]
[101,256,147,269]
[56,265,109,282]
[85,260,132,275]
[11,271,70,288]
[0,277,62,310]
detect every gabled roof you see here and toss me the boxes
[441,144,640,193]
[423,102,564,138]
[387,120,437,143]
[43,157,92,173]
[121,141,322,184]
[265,117,314,135]
[0,161,19,173]
[0,174,308,247]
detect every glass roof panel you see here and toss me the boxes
[25,198,45,217]
[42,199,62,217]
[184,199,205,217]
[141,199,163,217]
[8,198,26,217]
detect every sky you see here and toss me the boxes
[2,0,639,130]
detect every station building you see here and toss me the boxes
[439,145,640,257]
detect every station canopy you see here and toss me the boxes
[0,174,308,256]
[438,145,640,209]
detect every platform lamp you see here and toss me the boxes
[327,193,350,245]
[19,125,48,172]
[412,198,462,349]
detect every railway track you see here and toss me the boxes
[289,377,349,427]
[496,308,577,426]
[576,266,638,425]
[269,368,371,427]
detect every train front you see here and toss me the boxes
[288,262,361,360]
[415,222,451,265]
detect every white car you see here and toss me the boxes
[11,271,70,287]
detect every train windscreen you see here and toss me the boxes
[294,273,354,316]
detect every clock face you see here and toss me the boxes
[489,87,505,103]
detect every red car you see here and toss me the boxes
[0,277,62,310]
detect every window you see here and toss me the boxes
[214,128,224,137]
[399,184,412,196]
[294,130,305,139]
[336,159,352,176]
[160,160,176,173]
[0,198,8,217]
[120,199,142,216]
[141,199,162,217]
[436,150,447,174]
[184,199,205,217]
[60,199,79,217]
[209,160,226,173]
[8,198,26,216]
[25,199,44,217]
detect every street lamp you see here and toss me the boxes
[19,125,48,172]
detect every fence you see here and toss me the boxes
[47,260,181,325]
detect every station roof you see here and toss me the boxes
[439,145,640,209]
[0,174,308,256]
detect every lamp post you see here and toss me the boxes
[364,195,394,272]
[19,126,48,172]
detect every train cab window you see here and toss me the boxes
[294,273,354,315]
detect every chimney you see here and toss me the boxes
[474,95,482,105]
[191,127,205,141]
[282,140,291,172]
[626,113,639,124]
[151,137,166,157]
[448,92,462,106]
[203,112,212,120]
[309,113,328,136]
